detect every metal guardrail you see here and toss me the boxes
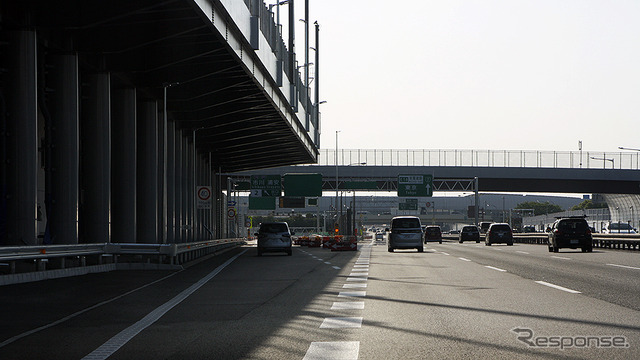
[0,239,246,275]
[442,233,640,250]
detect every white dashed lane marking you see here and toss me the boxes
[485,266,507,272]
[608,263,640,270]
[343,283,366,288]
[331,302,365,310]
[320,317,363,329]
[303,342,359,360]
[535,281,581,294]
[338,291,366,298]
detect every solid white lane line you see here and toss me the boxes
[338,291,366,298]
[320,317,363,329]
[551,256,571,260]
[303,341,359,360]
[343,283,367,288]
[516,251,530,254]
[535,281,581,294]
[331,302,365,310]
[607,263,640,270]
[485,266,507,272]
[82,250,248,360]
[458,257,471,262]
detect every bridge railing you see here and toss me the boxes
[312,149,640,170]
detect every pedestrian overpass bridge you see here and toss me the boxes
[236,148,640,194]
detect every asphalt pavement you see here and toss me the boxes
[0,238,638,359]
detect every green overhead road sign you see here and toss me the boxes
[249,196,276,210]
[250,175,281,197]
[398,174,433,197]
[399,202,418,210]
[283,173,322,197]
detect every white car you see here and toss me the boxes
[603,222,637,234]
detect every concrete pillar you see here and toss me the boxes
[111,88,136,243]
[81,72,111,244]
[4,30,38,245]
[136,101,158,243]
[187,138,193,242]
[49,53,80,244]
[175,129,183,242]
[167,121,175,243]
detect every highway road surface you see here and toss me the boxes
[1,237,638,359]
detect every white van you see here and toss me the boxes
[255,222,293,256]
[603,222,637,234]
[386,216,423,253]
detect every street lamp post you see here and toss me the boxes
[335,130,340,234]
[590,156,614,169]
[578,140,583,168]
[619,147,640,170]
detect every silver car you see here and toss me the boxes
[255,222,293,256]
[387,216,423,253]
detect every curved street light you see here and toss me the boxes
[590,156,614,169]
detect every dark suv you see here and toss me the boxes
[548,216,592,253]
[459,225,480,243]
[485,223,513,246]
[424,225,442,244]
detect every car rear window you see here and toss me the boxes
[491,225,511,232]
[558,219,588,231]
[463,226,477,232]
[426,227,440,234]
[259,223,288,233]
[392,218,421,229]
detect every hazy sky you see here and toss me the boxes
[290,0,639,152]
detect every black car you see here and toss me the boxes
[548,216,592,252]
[424,225,442,244]
[485,223,513,246]
[459,225,480,243]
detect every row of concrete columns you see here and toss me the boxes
[1,30,223,246]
